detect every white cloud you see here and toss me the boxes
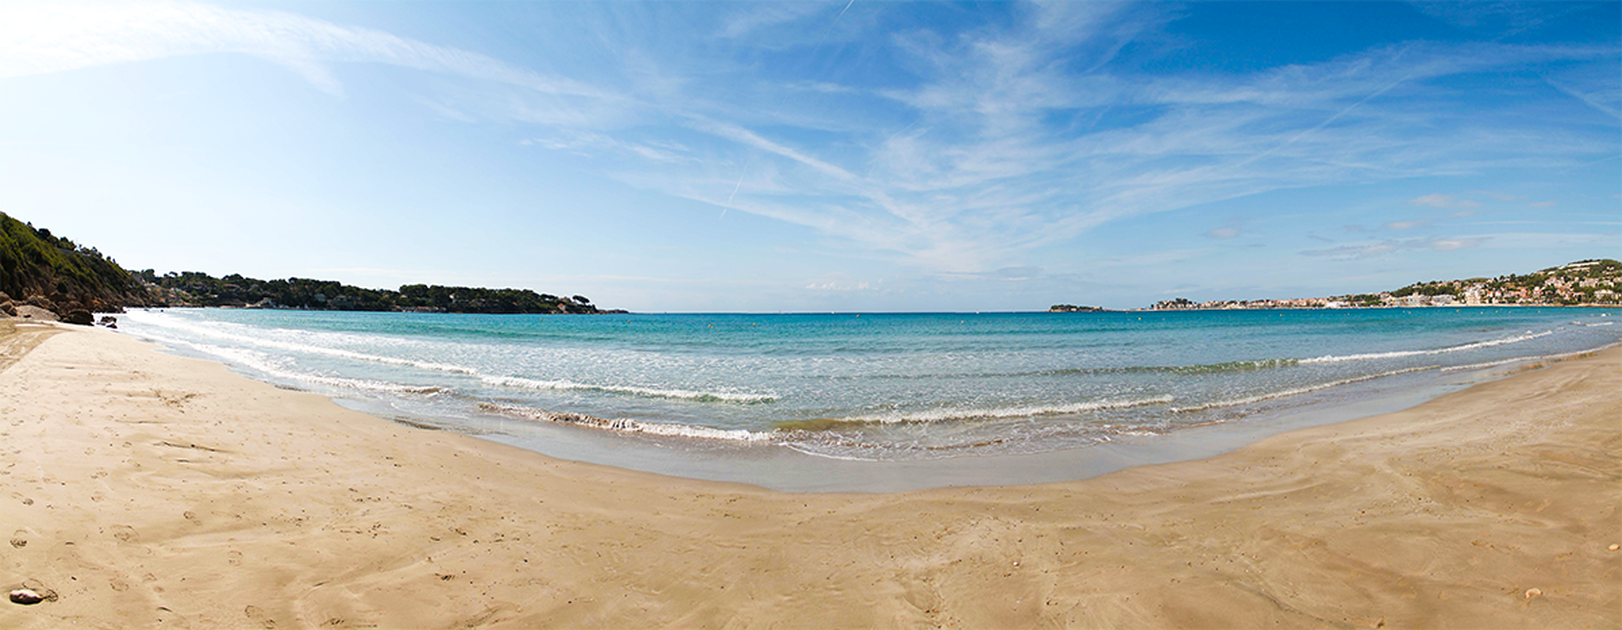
[1301,236,1486,259]
[1408,194,1481,209]
[1528,200,1557,207]
[0,2,607,98]
[719,2,830,39]
[1384,220,1431,230]
[13,2,1608,281]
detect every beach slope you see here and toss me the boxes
[1,324,1617,628]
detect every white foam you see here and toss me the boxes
[123,311,479,375]
[1440,343,1620,373]
[132,331,443,395]
[1299,330,1551,364]
[831,395,1175,425]
[481,375,776,403]
[477,403,773,442]
[1170,365,1438,412]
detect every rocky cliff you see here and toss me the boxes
[0,212,153,320]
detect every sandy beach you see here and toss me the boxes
[1,321,1617,629]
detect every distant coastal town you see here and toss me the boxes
[1051,258,1622,313]
[1143,259,1621,311]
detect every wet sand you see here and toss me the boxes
[1,323,1617,628]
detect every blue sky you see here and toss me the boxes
[1,1,1617,311]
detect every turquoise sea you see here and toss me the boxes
[119,307,1620,474]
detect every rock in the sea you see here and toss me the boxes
[64,309,94,326]
[9,589,45,605]
[98,315,118,328]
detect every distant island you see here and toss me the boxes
[0,212,623,321]
[1145,259,1622,311]
[1048,304,1106,313]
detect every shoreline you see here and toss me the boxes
[2,323,1618,628]
[130,306,1614,492]
[345,360,1526,493]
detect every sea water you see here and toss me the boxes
[117,307,1620,470]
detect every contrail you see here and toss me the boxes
[724,157,753,217]
[1237,70,1412,170]
[1544,76,1621,121]
[814,0,857,48]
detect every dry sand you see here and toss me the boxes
[0,322,1617,629]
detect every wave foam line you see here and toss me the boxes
[482,376,776,403]
[128,311,776,405]
[125,312,480,375]
[476,402,773,442]
[133,332,445,395]
[781,395,1175,430]
[1170,365,1438,413]
[855,358,1302,381]
[1300,330,1552,364]
[1440,342,1620,373]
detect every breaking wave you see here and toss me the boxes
[481,376,776,403]
[1300,330,1551,364]
[477,402,773,442]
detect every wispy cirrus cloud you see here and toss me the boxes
[1301,236,1486,259]
[7,1,1613,282]
[0,1,609,99]
[1408,194,1481,209]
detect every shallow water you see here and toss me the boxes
[117,307,1620,467]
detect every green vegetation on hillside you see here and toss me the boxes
[0,212,151,313]
[138,270,614,314]
[1,212,619,316]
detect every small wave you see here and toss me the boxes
[476,402,773,442]
[1170,365,1438,412]
[123,312,481,375]
[1039,359,1300,377]
[853,358,1302,381]
[1440,343,1619,373]
[1300,330,1551,364]
[133,332,445,395]
[482,376,776,403]
[778,395,1174,430]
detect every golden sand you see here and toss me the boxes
[1,325,1617,628]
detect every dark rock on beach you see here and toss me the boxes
[64,309,94,326]
[9,587,56,605]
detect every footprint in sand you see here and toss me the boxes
[9,529,25,548]
[111,524,139,542]
[244,604,277,628]
[228,550,243,566]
